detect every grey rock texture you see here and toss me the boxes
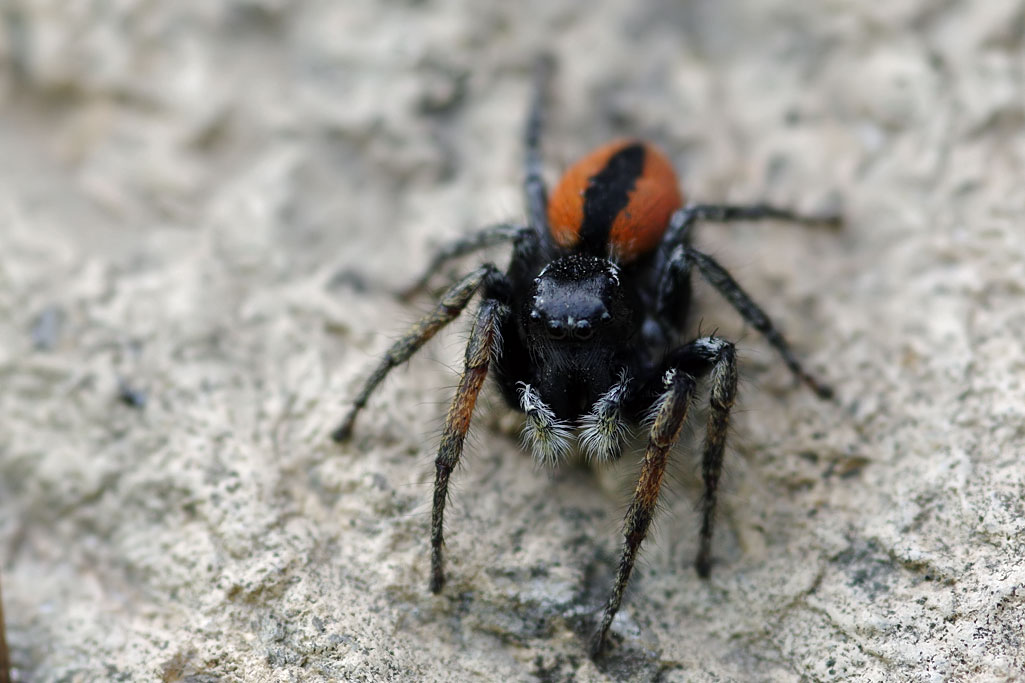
[1,1,1023,681]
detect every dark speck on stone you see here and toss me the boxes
[118,377,148,409]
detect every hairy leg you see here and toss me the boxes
[524,54,554,237]
[430,297,508,593]
[653,202,839,343]
[591,336,739,656]
[399,223,527,300]
[670,338,741,577]
[655,216,833,400]
[664,201,841,245]
[591,370,697,658]
[684,246,832,398]
[331,264,500,442]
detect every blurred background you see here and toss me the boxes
[1,1,1023,680]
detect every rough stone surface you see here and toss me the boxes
[1,1,1023,681]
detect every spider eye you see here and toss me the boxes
[574,319,593,340]
[546,319,567,339]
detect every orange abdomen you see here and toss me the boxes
[547,140,684,263]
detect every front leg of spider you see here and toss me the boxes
[591,369,698,658]
[430,295,509,593]
[590,336,739,657]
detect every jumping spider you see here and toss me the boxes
[333,57,838,658]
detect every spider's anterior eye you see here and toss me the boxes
[574,319,593,339]
[547,319,567,339]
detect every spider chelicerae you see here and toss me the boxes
[333,57,838,658]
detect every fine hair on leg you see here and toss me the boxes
[653,203,836,400]
[524,54,554,237]
[664,201,841,245]
[332,264,500,442]
[591,370,697,658]
[430,298,507,593]
[399,223,527,301]
[684,247,833,399]
[685,338,739,577]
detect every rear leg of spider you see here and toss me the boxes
[331,264,499,443]
[430,297,508,593]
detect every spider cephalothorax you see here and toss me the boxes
[521,256,637,401]
[332,57,838,658]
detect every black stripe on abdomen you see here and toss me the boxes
[579,143,646,255]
